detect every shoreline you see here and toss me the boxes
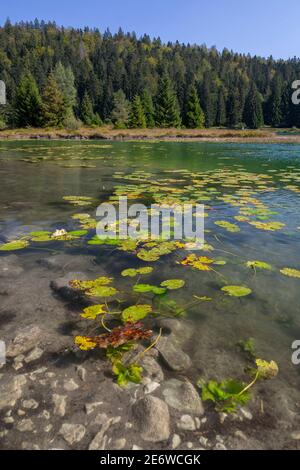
[1,126,300,143]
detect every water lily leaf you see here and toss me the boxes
[215,220,240,232]
[133,284,167,295]
[121,266,153,277]
[74,335,96,351]
[248,221,285,231]
[246,260,272,270]
[137,249,160,262]
[122,304,152,323]
[160,279,185,290]
[86,286,117,297]
[80,304,107,320]
[280,267,300,279]
[221,285,252,297]
[87,236,120,245]
[0,239,29,251]
[193,295,213,301]
[90,322,152,348]
[29,231,51,237]
[68,230,88,237]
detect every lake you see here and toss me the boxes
[0,140,300,449]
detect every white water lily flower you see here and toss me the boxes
[52,229,68,238]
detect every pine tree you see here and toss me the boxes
[110,90,130,128]
[244,83,264,129]
[80,91,102,125]
[129,95,146,128]
[216,88,227,127]
[41,73,67,127]
[226,88,242,128]
[14,73,42,127]
[141,90,155,127]
[54,62,77,117]
[185,85,205,128]
[280,84,292,127]
[155,75,181,128]
[267,77,282,127]
[200,73,217,128]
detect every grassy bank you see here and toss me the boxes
[0,125,300,143]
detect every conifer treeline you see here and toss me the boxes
[1,20,300,129]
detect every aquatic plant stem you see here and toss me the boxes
[237,370,259,396]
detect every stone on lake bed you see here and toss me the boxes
[162,378,204,415]
[0,375,27,410]
[6,325,42,357]
[59,423,86,445]
[132,396,170,442]
[157,336,192,372]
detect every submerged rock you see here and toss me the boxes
[162,378,204,415]
[0,375,27,410]
[157,336,192,371]
[6,325,42,358]
[0,255,23,278]
[50,271,88,301]
[132,396,170,442]
[59,423,86,445]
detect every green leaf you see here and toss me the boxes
[122,304,152,323]
[221,285,252,297]
[133,284,167,295]
[160,279,185,290]
[121,266,153,277]
[112,361,143,387]
[246,260,272,270]
[80,304,106,320]
[0,239,29,251]
[280,267,300,279]
[215,220,240,232]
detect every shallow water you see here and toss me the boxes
[1,140,300,444]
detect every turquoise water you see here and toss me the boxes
[1,141,300,439]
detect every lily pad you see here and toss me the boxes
[221,285,252,297]
[215,221,240,233]
[122,304,152,323]
[246,261,272,270]
[280,267,300,279]
[133,284,167,295]
[0,239,29,251]
[121,266,153,277]
[80,304,107,320]
[160,279,185,290]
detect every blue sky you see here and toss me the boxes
[0,0,298,59]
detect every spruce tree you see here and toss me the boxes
[129,95,146,128]
[110,90,130,128]
[226,88,242,128]
[155,75,181,128]
[185,85,205,128]
[14,73,42,127]
[244,83,264,129]
[80,91,102,125]
[41,73,67,127]
[54,62,77,117]
[216,88,227,127]
[267,77,282,127]
[141,90,155,127]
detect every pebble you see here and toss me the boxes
[17,418,34,432]
[172,434,181,449]
[291,431,300,440]
[63,378,79,391]
[59,423,86,445]
[85,401,103,415]
[177,414,196,431]
[25,347,43,363]
[76,365,87,382]
[52,394,67,417]
[22,399,39,410]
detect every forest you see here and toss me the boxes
[1,19,300,130]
